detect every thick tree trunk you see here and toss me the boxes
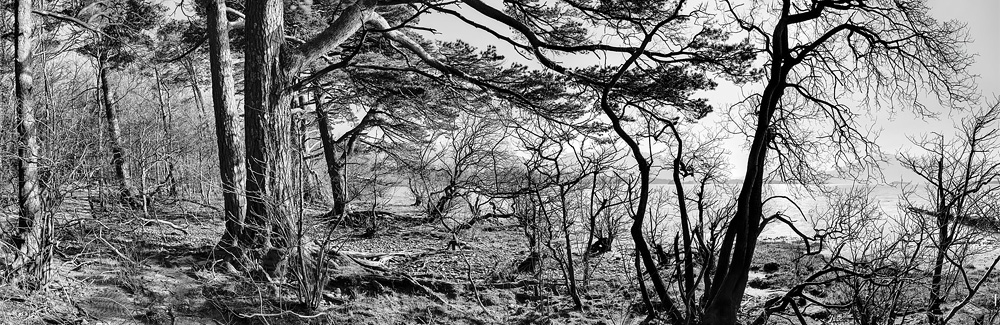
[14,0,51,287]
[98,61,141,206]
[243,0,296,277]
[207,0,248,261]
[704,9,791,323]
[313,90,347,216]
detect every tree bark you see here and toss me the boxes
[236,0,381,276]
[98,60,141,206]
[313,90,347,216]
[14,0,51,287]
[206,0,248,261]
[243,0,295,276]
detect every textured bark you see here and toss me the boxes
[237,0,386,276]
[207,0,248,257]
[313,91,346,216]
[98,62,141,206]
[14,0,51,286]
[243,0,295,276]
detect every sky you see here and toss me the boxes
[418,0,1000,182]
[158,0,999,182]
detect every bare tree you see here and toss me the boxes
[899,98,1000,324]
[703,0,977,322]
[426,115,506,221]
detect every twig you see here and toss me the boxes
[460,251,498,320]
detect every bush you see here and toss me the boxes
[748,277,770,289]
[763,262,781,273]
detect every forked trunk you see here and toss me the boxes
[703,5,792,322]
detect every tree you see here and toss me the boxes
[70,0,166,207]
[310,54,470,218]
[205,0,247,264]
[13,0,51,288]
[235,0,528,272]
[704,1,977,322]
[514,118,624,310]
[442,2,751,321]
[899,98,1000,324]
[237,0,400,275]
[426,115,505,220]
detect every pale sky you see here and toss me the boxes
[419,0,1000,182]
[159,0,999,182]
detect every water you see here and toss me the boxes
[647,182,915,240]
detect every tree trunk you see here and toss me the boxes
[668,125,696,314]
[98,61,141,206]
[928,158,948,324]
[243,0,295,277]
[14,0,51,287]
[560,189,583,310]
[153,67,178,196]
[207,0,248,261]
[313,90,347,216]
[430,185,458,220]
[704,9,791,323]
[182,58,206,116]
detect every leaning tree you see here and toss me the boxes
[705,0,977,323]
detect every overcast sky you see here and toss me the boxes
[420,0,1000,182]
[162,0,998,183]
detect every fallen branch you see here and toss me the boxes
[481,279,543,289]
[238,310,327,320]
[137,216,188,235]
[399,272,451,306]
[338,250,423,259]
[97,236,129,262]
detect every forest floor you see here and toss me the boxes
[1,194,1000,324]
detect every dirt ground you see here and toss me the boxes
[0,195,652,325]
[2,194,999,325]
